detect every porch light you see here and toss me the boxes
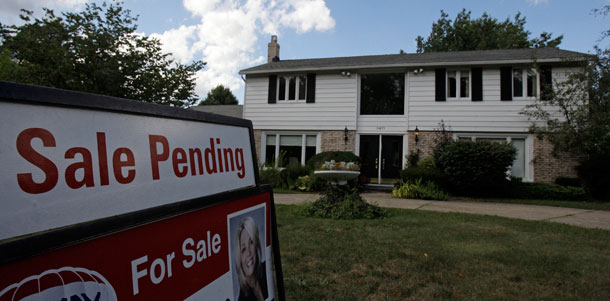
[414,126,420,144]
[344,126,349,142]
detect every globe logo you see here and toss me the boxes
[0,267,117,301]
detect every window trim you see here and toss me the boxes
[276,75,307,102]
[512,68,539,100]
[261,132,320,167]
[446,69,471,100]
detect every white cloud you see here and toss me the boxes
[150,0,335,101]
[528,0,549,5]
[0,0,86,24]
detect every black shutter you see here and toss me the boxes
[500,67,512,101]
[268,75,277,104]
[306,73,316,103]
[471,67,483,101]
[540,66,553,100]
[435,68,446,101]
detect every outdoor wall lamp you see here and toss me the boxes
[344,126,349,142]
[414,126,420,144]
[341,71,351,77]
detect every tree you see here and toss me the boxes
[521,6,610,200]
[416,9,563,53]
[198,84,238,105]
[0,2,204,107]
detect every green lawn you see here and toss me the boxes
[276,205,610,300]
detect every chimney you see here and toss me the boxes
[268,35,280,63]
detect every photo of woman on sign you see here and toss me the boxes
[233,216,268,301]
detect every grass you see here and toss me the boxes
[275,204,610,300]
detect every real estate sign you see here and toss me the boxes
[0,82,283,300]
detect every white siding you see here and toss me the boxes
[406,68,570,132]
[243,74,357,130]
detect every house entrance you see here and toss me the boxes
[359,135,403,184]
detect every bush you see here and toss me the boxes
[554,177,583,188]
[399,167,448,189]
[259,167,282,188]
[306,151,360,170]
[433,140,516,196]
[578,155,610,201]
[504,181,589,201]
[417,156,436,169]
[280,164,311,189]
[392,179,449,201]
[302,186,385,219]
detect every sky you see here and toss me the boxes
[1,0,609,104]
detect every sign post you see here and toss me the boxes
[0,81,284,300]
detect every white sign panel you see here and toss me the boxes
[0,101,256,240]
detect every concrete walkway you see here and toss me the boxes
[273,192,610,231]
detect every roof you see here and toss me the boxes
[239,48,589,75]
[190,105,243,119]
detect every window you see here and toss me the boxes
[360,73,405,115]
[268,74,316,104]
[458,135,528,180]
[501,67,541,100]
[277,76,306,101]
[436,68,482,101]
[263,133,318,167]
[447,70,470,99]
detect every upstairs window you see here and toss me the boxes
[436,68,482,101]
[268,74,316,104]
[447,70,470,99]
[278,76,306,101]
[501,66,550,101]
[360,73,405,115]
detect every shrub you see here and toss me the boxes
[392,179,449,201]
[433,140,516,196]
[399,167,447,189]
[306,151,360,170]
[280,164,311,189]
[554,177,583,188]
[417,156,436,169]
[504,181,589,201]
[259,167,282,188]
[302,186,385,219]
[407,150,420,168]
[577,155,610,201]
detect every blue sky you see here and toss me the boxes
[1,0,608,103]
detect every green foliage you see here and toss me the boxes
[392,179,449,201]
[577,155,610,201]
[521,6,609,201]
[302,186,385,219]
[306,151,361,170]
[280,164,311,189]
[294,175,317,192]
[416,9,562,53]
[399,167,447,189]
[259,167,282,188]
[554,177,583,188]
[0,2,204,107]
[417,156,437,169]
[198,84,238,105]
[504,180,589,202]
[433,140,517,196]
[406,150,420,168]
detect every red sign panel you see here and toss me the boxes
[0,192,275,301]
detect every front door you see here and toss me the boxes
[358,135,403,184]
[381,136,402,180]
[359,135,379,183]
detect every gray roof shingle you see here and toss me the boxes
[239,48,589,74]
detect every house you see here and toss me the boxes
[191,104,244,119]
[239,36,587,185]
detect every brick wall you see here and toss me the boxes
[253,130,262,161]
[532,137,581,183]
[407,131,438,160]
[321,130,356,152]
